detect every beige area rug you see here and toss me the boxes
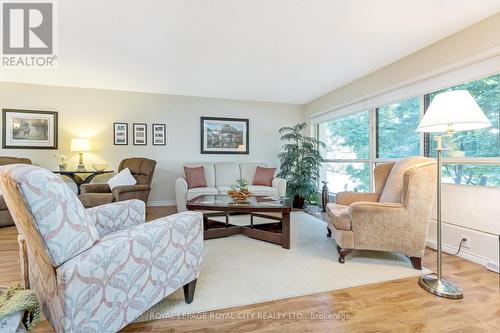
[135,212,428,322]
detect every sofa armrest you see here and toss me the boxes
[272,177,287,197]
[86,199,145,237]
[335,192,380,205]
[175,177,189,212]
[80,183,111,194]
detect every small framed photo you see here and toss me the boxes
[133,123,147,145]
[2,109,58,149]
[113,123,128,145]
[152,124,166,146]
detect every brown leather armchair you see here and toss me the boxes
[79,157,157,208]
[0,156,32,227]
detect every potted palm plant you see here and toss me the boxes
[277,123,325,208]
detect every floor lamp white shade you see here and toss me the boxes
[416,89,491,299]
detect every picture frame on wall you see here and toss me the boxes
[113,122,128,145]
[2,109,58,149]
[133,123,147,145]
[152,123,166,146]
[200,116,249,154]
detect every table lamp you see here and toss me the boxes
[416,90,491,299]
[70,138,91,172]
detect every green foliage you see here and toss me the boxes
[278,123,325,199]
[377,97,420,158]
[429,74,499,186]
[305,192,320,206]
[230,179,249,192]
[324,111,370,191]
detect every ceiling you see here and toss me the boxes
[1,0,500,104]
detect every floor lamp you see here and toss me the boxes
[416,90,491,299]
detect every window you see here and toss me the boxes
[318,111,370,193]
[318,110,369,159]
[376,97,421,158]
[425,74,500,158]
[443,164,500,187]
[321,163,370,192]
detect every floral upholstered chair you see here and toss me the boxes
[0,164,203,333]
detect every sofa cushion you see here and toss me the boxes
[216,186,231,195]
[240,163,267,183]
[326,203,351,231]
[253,166,276,186]
[184,163,216,187]
[184,166,208,189]
[186,187,218,201]
[215,163,240,186]
[379,156,431,202]
[247,185,277,196]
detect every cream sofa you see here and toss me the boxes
[175,162,286,212]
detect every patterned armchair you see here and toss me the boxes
[0,164,203,333]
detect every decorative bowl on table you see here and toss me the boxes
[228,179,251,204]
[92,163,109,172]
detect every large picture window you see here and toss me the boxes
[317,72,500,194]
[376,97,421,158]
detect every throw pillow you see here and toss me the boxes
[253,166,276,186]
[107,168,137,190]
[184,166,207,188]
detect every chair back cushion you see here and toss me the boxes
[379,156,434,202]
[0,164,99,266]
[240,163,267,183]
[184,163,216,187]
[118,158,156,185]
[215,163,240,187]
[0,156,32,166]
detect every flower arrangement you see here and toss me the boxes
[227,179,251,203]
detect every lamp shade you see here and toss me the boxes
[70,138,91,152]
[417,90,491,133]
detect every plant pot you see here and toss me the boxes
[293,195,305,209]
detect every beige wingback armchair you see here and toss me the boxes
[326,156,437,269]
[79,157,156,207]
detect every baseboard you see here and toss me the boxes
[147,200,176,207]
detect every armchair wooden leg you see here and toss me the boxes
[409,256,422,270]
[183,279,197,304]
[337,245,352,264]
[327,227,332,238]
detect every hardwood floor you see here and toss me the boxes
[1,207,498,332]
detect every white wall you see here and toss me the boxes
[0,82,303,205]
[305,14,500,271]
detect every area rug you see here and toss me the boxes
[135,212,428,322]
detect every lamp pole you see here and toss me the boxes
[418,132,463,299]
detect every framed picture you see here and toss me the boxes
[133,123,147,145]
[152,123,166,146]
[200,116,249,154]
[2,109,58,149]
[113,123,128,145]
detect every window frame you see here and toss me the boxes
[315,71,500,192]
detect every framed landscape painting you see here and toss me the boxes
[2,109,58,149]
[200,116,249,154]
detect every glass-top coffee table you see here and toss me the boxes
[186,195,292,249]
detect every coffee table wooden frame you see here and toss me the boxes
[186,195,292,249]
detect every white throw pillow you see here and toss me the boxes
[107,168,137,190]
